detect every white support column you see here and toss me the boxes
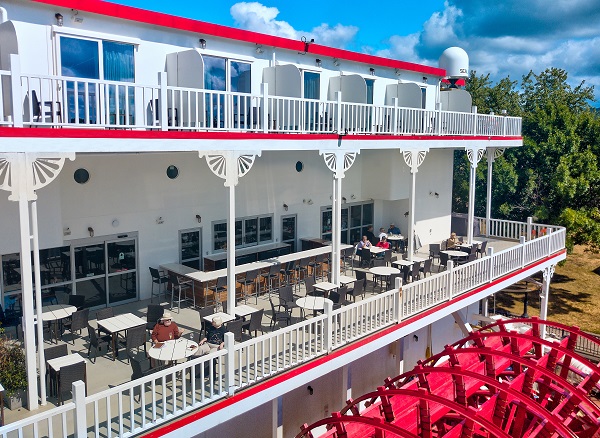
[320,151,358,287]
[10,54,23,127]
[485,148,504,238]
[540,264,555,340]
[402,150,427,261]
[0,153,74,411]
[158,72,168,131]
[272,397,283,438]
[465,147,486,244]
[261,83,269,133]
[201,152,261,316]
[31,201,46,405]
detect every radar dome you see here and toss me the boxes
[439,47,469,79]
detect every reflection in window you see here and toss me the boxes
[304,72,320,99]
[107,240,136,273]
[103,42,134,82]
[60,37,100,79]
[230,61,251,93]
[74,244,105,279]
[365,79,374,105]
[204,56,226,91]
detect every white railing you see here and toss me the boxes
[0,219,564,437]
[1,55,522,137]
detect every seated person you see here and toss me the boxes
[387,223,401,235]
[447,232,460,249]
[365,226,377,246]
[378,227,387,241]
[355,235,372,256]
[151,311,184,344]
[376,235,391,252]
[197,316,227,355]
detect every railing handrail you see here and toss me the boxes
[1,221,559,435]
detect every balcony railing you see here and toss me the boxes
[0,219,564,437]
[2,56,522,137]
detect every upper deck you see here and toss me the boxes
[0,0,521,152]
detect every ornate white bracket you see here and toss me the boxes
[542,264,555,282]
[0,153,76,201]
[402,150,427,174]
[486,147,505,164]
[320,151,358,179]
[199,151,261,187]
[466,147,486,169]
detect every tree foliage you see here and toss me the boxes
[454,68,600,251]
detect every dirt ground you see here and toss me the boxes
[493,245,600,334]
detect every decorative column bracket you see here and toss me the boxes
[466,147,486,168]
[0,153,76,200]
[402,150,428,174]
[541,264,555,299]
[486,147,505,164]
[199,151,261,187]
[320,151,358,178]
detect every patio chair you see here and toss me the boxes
[145,304,164,332]
[87,324,111,363]
[278,285,302,317]
[439,252,450,271]
[458,253,477,265]
[170,272,195,313]
[304,275,316,297]
[129,352,165,401]
[198,305,216,337]
[328,290,343,311]
[478,240,488,258]
[126,324,147,362]
[44,344,68,396]
[226,319,244,342]
[410,261,421,283]
[387,273,402,290]
[360,248,373,268]
[342,247,355,273]
[420,259,433,278]
[383,250,392,266]
[268,298,291,330]
[346,279,365,302]
[149,267,168,301]
[355,270,367,291]
[63,308,89,344]
[57,361,86,405]
[95,307,113,337]
[242,308,264,338]
[68,294,85,310]
[429,243,441,264]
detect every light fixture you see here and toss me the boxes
[404,211,409,218]
[87,226,94,237]
[71,9,83,23]
[111,219,119,228]
[435,192,439,198]
[315,58,322,67]
[307,385,314,395]
[199,38,207,49]
[413,335,419,342]
[369,67,375,75]
[255,44,264,54]
[156,217,164,224]
[196,214,202,223]
[501,109,507,116]
[422,76,428,83]
[333,58,340,67]
[63,227,71,236]
[350,194,356,200]
[283,203,288,211]
[394,68,401,76]
[342,197,347,203]
[55,13,63,26]
[303,199,313,205]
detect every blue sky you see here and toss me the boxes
[117,0,600,101]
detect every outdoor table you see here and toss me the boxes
[368,246,387,255]
[369,266,401,290]
[338,275,356,286]
[96,313,147,360]
[41,304,77,344]
[392,259,413,267]
[148,338,198,363]
[234,304,259,319]
[411,256,426,263]
[441,250,468,261]
[202,311,237,324]
[386,234,405,251]
[296,296,333,317]
[47,353,87,395]
[313,281,338,296]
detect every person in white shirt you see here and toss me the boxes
[378,228,387,241]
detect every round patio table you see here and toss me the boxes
[148,338,198,362]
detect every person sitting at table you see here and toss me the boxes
[355,235,372,256]
[365,226,377,246]
[387,223,401,235]
[197,316,227,355]
[447,232,460,249]
[375,236,391,258]
[151,311,184,344]
[378,227,387,241]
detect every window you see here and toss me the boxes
[322,201,374,244]
[303,72,320,99]
[203,55,252,128]
[59,36,135,125]
[180,228,202,269]
[365,79,374,105]
[212,214,273,251]
[421,87,427,109]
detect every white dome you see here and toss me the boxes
[439,47,469,79]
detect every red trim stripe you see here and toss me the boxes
[141,249,565,437]
[0,127,522,142]
[30,0,445,77]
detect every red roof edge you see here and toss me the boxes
[30,0,447,77]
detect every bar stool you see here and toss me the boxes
[260,263,281,298]
[239,269,259,303]
[149,267,168,301]
[169,272,194,313]
[294,257,310,294]
[209,277,228,308]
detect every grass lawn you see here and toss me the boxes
[493,245,600,334]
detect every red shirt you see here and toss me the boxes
[376,241,390,249]
[151,322,181,343]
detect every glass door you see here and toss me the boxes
[73,243,106,308]
[180,228,202,270]
[282,215,297,252]
[106,238,137,305]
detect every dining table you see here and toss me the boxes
[41,304,77,344]
[96,313,147,360]
[369,266,401,291]
[441,250,468,261]
[296,296,333,317]
[148,338,198,363]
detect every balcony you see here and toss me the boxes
[0,66,521,138]
[0,218,564,437]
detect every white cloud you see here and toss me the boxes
[230,2,358,48]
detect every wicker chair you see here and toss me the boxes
[226,319,244,342]
[87,324,111,363]
[145,304,164,332]
[242,309,264,338]
[57,361,86,405]
[268,299,291,330]
[149,267,168,301]
[63,308,89,344]
[126,324,147,362]
[44,344,68,396]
